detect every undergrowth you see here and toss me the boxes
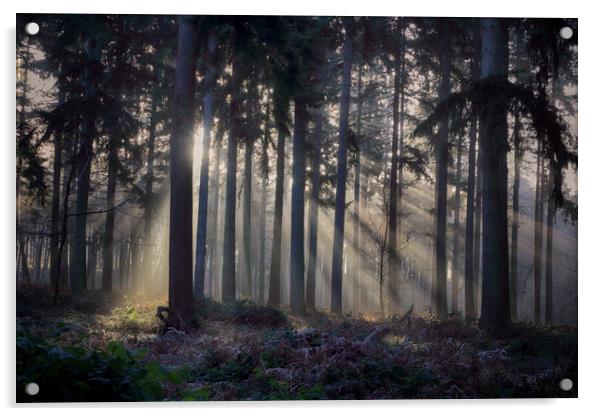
[16,288,578,401]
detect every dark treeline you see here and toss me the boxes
[16,15,577,331]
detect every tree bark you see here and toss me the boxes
[101,134,118,292]
[434,20,451,318]
[50,85,65,289]
[387,28,401,315]
[464,110,478,320]
[241,91,254,299]
[290,98,308,314]
[168,16,198,328]
[533,143,543,323]
[451,136,462,314]
[330,23,353,315]
[142,65,160,296]
[194,29,217,299]
[478,17,510,331]
[464,32,480,321]
[258,101,270,306]
[473,144,483,315]
[510,113,522,320]
[222,29,242,303]
[208,129,224,298]
[306,111,322,311]
[544,161,555,325]
[70,23,101,295]
[267,127,286,307]
[352,64,362,313]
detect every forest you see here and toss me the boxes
[16,14,578,401]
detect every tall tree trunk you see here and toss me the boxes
[258,102,270,306]
[478,17,510,331]
[434,21,451,318]
[70,23,101,295]
[396,28,407,309]
[387,29,401,315]
[330,23,353,315]
[464,111,478,320]
[168,16,198,327]
[267,127,286,307]
[208,129,224,298]
[464,32,480,321]
[451,136,462,314]
[544,161,555,325]
[241,93,254,299]
[142,67,160,296]
[290,98,308,314]
[50,86,65,289]
[17,43,30,283]
[306,111,322,311]
[194,29,218,299]
[510,113,522,320]
[352,64,362,313]
[473,144,483,315]
[101,135,118,292]
[59,140,76,290]
[222,30,241,303]
[533,143,543,323]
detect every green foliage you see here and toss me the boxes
[106,301,161,334]
[16,331,179,402]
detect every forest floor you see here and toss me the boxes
[16,285,577,402]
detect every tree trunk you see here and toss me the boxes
[267,126,286,308]
[168,16,198,328]
[241,98,254,299]
[258,102,270,306]
[451,136,462,314]
[50,86,65,290]
[387,30,401,315]
[464,32,480,321]
[510,113,522,320]
[59,139,76,291]
[290,98,308,314]
[473,144,483,315]
[34,235,44,282]
[464,110,478,320]
[306,111,322,311]
[330,23,353,315]
[222,30,242,303]
[544,161,555,325]
[478,17,510,331]
[70,24,101,295]
[17,43,30,283]
[118,239,127,291]
[396,28,407,309]
[194,29,217,299]
[533,143,543,323]
[101,135,118,292]
[208,129,224,298]
[142,66,160,296]
[434,21,451,318]
[86,233,98,289]
[352,63,363,312]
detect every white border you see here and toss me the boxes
[1,1,599,414]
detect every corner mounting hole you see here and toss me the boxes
[559,26,573,40]
[25,382,39,396]
[25,22,39,36]
[559,378,573,391]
